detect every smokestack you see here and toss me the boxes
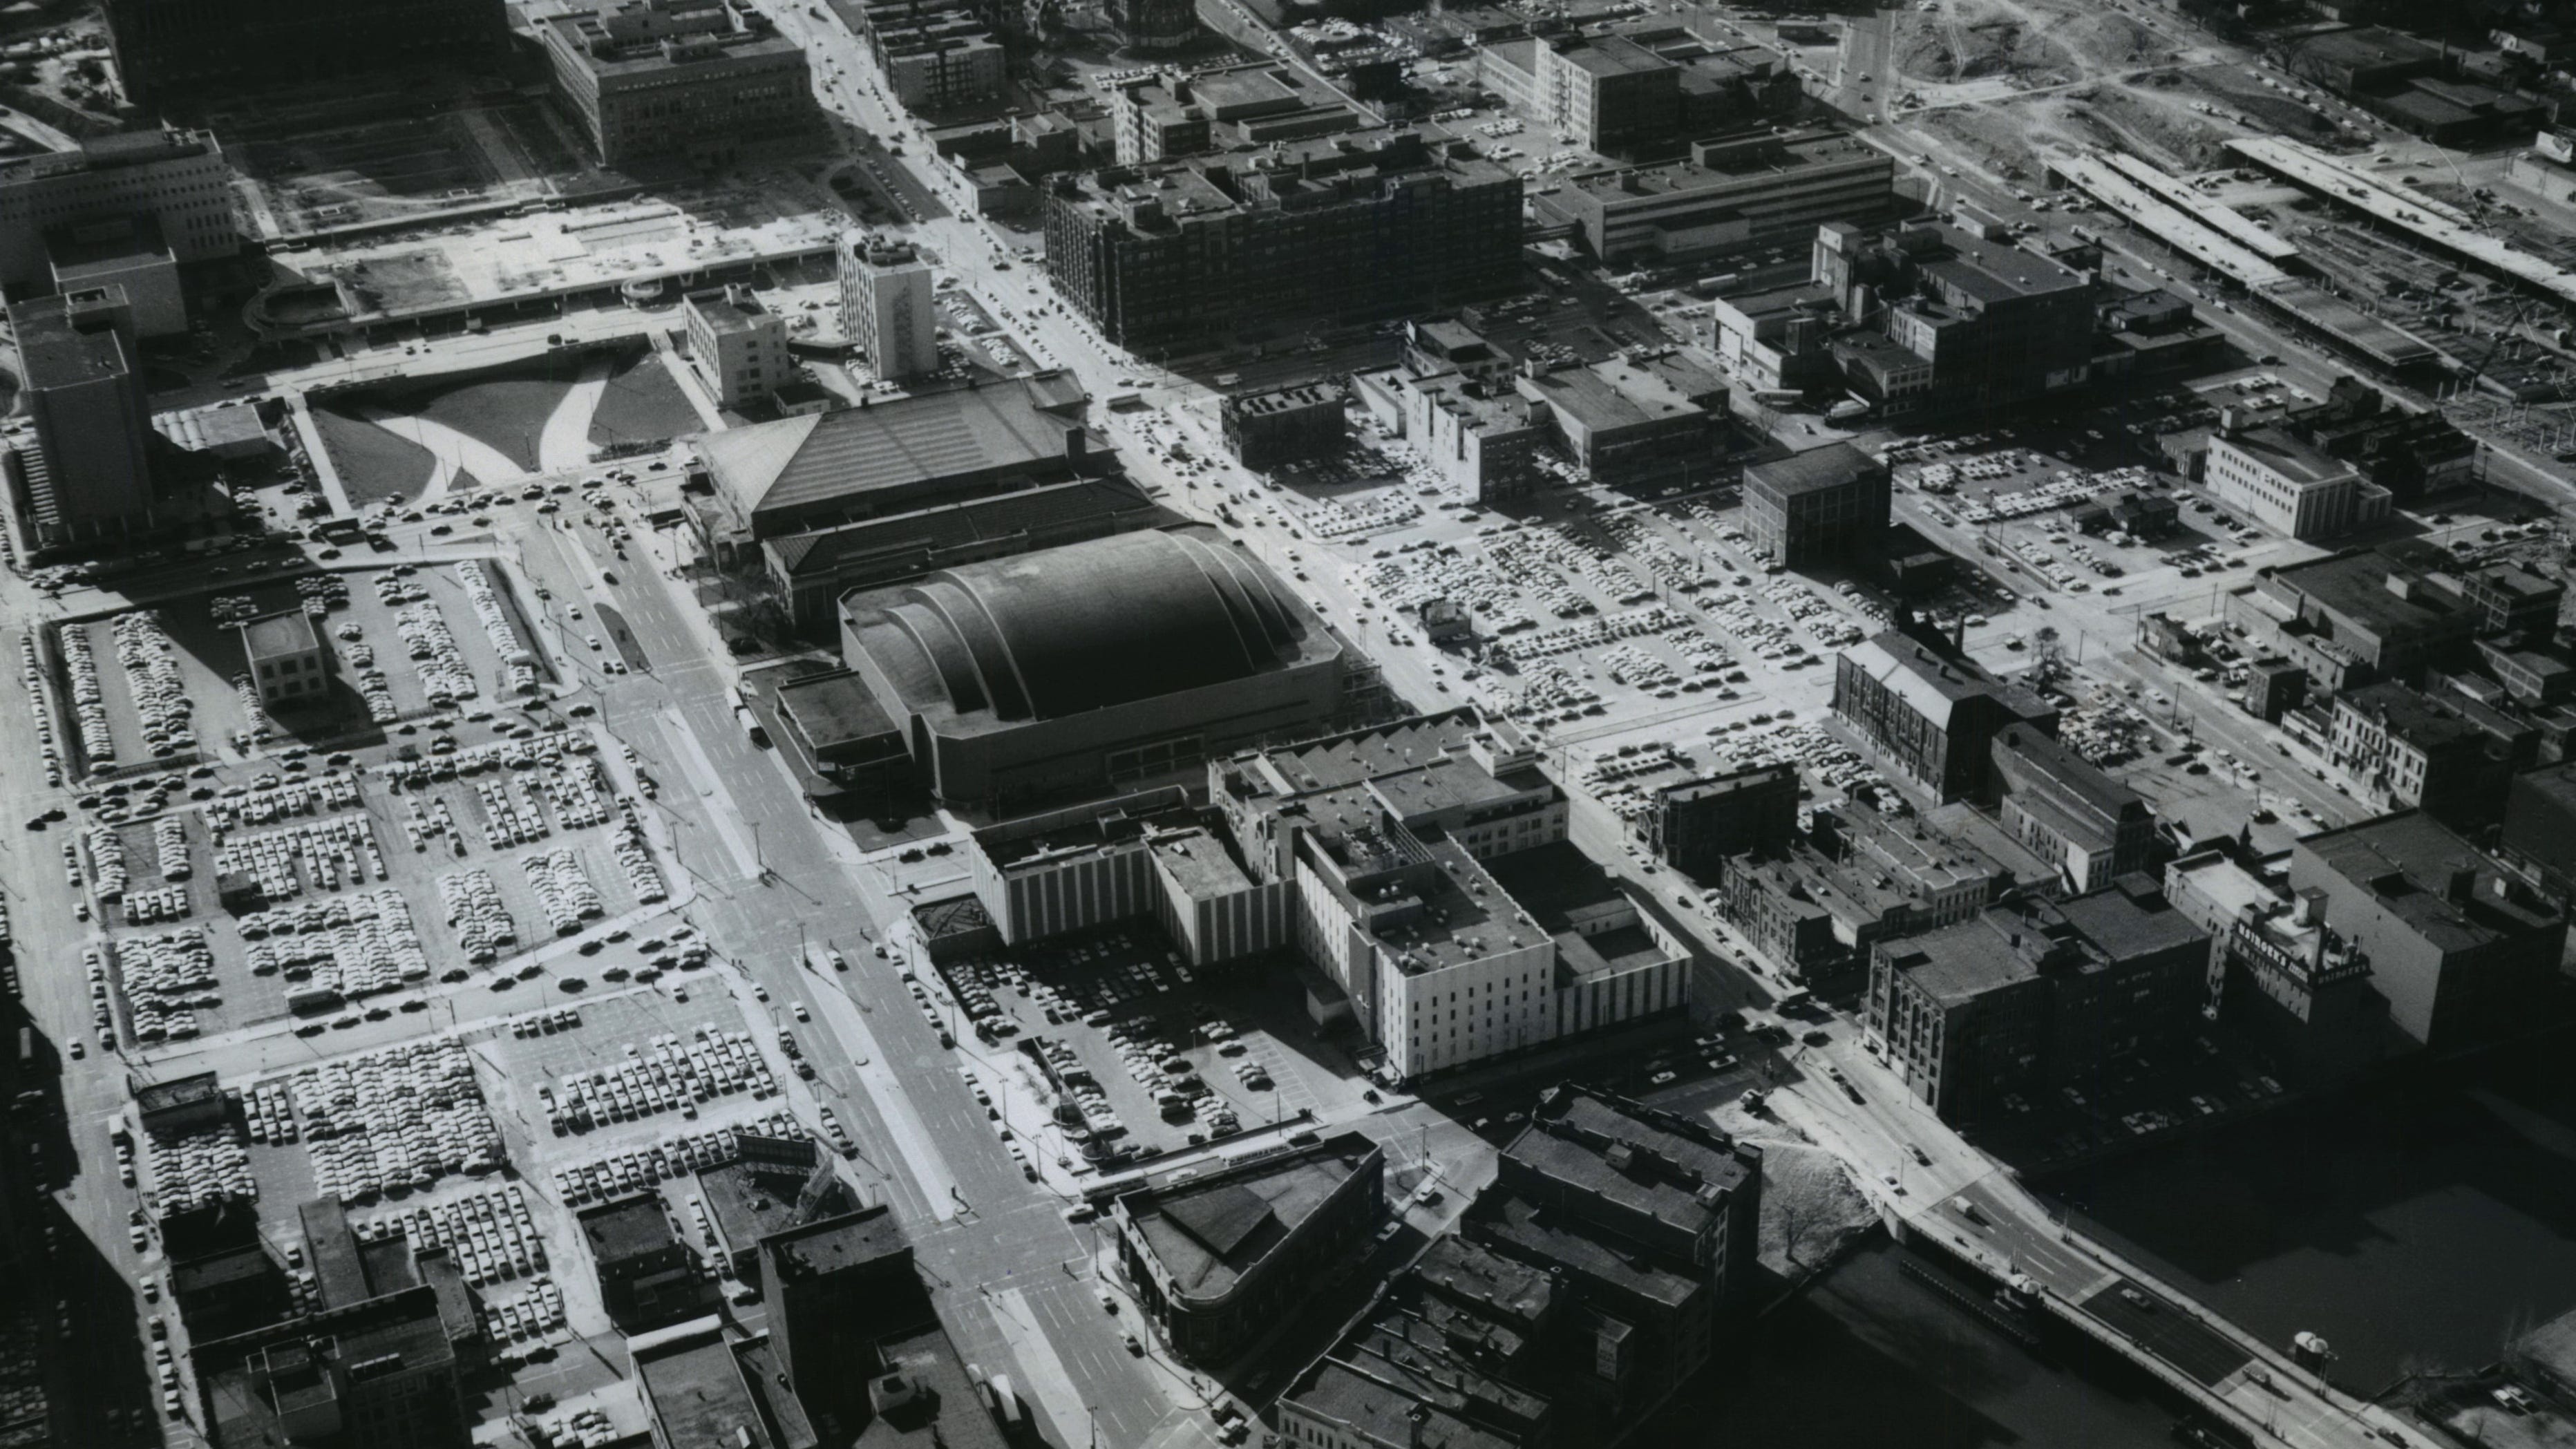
[2219,405,2243,436]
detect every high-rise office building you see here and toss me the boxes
[542,0,814,169]
[681,284,791,408]
[104,0,506,107]
[1044,129,1521,350]
[838,232,939,380]
[0,130,238,290]
[8,285,158,548]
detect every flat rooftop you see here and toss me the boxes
[579,1195,677,1265]
[1519,354,1719,433]
[1885,916,2042,1004]
[855,1325,1010,1449]
[2298,811,2562,954]
[2223,423,2350,486]
[687,286,775,332]
[2051,875,2210,963]
[636,1327,775,1449]
[775,670,900,753]
[240,611,320,661]
[1748,440,1879,498]
[10,289,133,390]
[1150,828,1256,900]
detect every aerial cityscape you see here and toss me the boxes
[2,0,2576,1443]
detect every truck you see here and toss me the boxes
[981,1372,1025,1430]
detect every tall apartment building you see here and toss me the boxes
[1043,129,1521,349]
[0,129,238,289]
[1831,631,2059,802]
[763,1206,924,1421]
[681,284,790,408]
[1866,880,2209,1123]
[859,0,1005,111]
[103,0,506,107]
[1813,218,2095,411]
[542,0,813,169]
[1741,442,1888,567]
[8,285,159,548]
[838,231,940,380]
[2205,412,2391,541]
[1545,131,1895,265]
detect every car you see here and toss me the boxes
[753,983,769,1002]
[2119,1286,2154,1311]
[1099,1291,1118,1313]
[1650,1069,1677,1085]
[793,1003,811,1022]
[1124,1334,1143,1356]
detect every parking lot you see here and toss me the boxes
[73,716,681,1057]
[925,922,1374,1173]
[46,560,553,777]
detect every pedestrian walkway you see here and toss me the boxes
[538,352,617,473]
[286,395,358,516]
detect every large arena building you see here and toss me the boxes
[837,527,1346,809]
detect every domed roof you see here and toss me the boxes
[873,530,1307,723]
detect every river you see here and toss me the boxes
[2049,1032,2576,1393]
[1647,1033,2576,1446]
[1656,1239,2192,1447]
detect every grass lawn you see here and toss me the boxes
[408,362,580,473]
[589,349,704,449]
[310,405,436,506]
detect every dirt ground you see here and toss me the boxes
[1752,1137,1881,1278]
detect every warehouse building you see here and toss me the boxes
[1831,631,2058,802]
